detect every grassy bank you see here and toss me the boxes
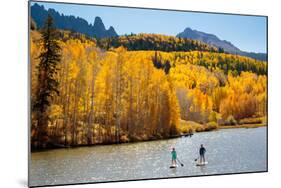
[179,117,267,134]
[219,123,266,129]
[219,117,267,129]
[179,120,219,133]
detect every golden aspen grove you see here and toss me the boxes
[30,19,267,150]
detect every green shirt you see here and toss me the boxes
[171,150,177,160]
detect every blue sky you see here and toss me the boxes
[31,1,267,53]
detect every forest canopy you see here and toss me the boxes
[97,33,219,53]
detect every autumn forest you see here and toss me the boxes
[30,16,267,150]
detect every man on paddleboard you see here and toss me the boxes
[199,144,206,164]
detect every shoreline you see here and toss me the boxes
[31,124,266,153]
[219,123,266,129]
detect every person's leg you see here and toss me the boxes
[202,155,205,163]
[199,154,202,163]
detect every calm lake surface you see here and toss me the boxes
[30,127,267,187]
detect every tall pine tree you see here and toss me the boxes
[33,15,61,149]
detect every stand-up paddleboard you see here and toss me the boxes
[196,161,208,166]
[170,164,178,168]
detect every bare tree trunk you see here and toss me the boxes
[128,76,133,137]
[115,67,120,143]
[72,79,79,146]
[88,77,95,144]
[63,58,70,146]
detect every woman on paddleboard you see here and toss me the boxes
[171,148,177,166]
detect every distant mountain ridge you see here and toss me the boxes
[177,27,267,61]
[31,3,266,61]
[31,3,118,38]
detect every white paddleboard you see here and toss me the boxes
[170,164,178,168]
[196,161,208,166]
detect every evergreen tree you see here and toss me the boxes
[33,15,61,149]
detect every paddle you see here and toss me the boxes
[177,158,184,167]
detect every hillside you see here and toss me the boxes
[98,33,219,53]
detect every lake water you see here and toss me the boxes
[30,127,267,187]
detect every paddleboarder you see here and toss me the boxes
[199,144,206,164]
[171,147,177,166]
